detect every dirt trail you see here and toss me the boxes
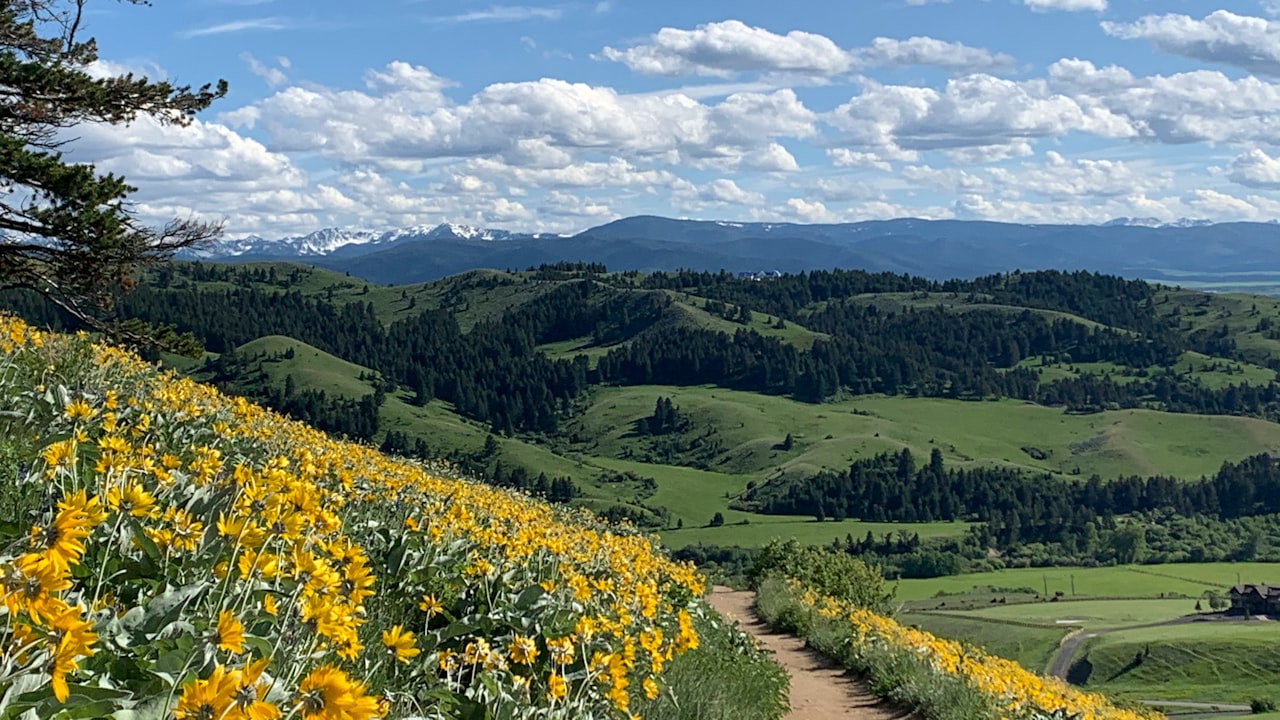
[707,587,909,720]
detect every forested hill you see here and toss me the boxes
[6,261,1280,439]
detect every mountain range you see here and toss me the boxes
[186,215,1280,285]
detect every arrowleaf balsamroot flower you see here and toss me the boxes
[215,610,246,654]
[380,625,419,663]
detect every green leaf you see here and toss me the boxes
[386,538,408,576]
[130,524,161,563]
[512,584,543,612]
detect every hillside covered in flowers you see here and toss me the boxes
[0,315,787,720]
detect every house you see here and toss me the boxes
[735,270,784,281]
[1228,584,1280,615]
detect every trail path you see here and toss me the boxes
[707,587,910,720]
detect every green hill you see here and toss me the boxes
[15,262,1280,554]
[564,386,1280,480]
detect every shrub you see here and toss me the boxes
[750,538,895,614]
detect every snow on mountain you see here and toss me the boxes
[1100,217,1214,229]
[192,222,528,259]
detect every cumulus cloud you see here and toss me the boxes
[674,178,766,209]
[1045,59,1280,145]
[1023,0,1106,12]
[602,20,1014,78]
[826,74,1134,159]
[1227,148,1280,188]
[600,20,854,77]
[233,63,816,171]
[988,151,1172,198]
[854,36,1016,72]
[1102,10,1280,77]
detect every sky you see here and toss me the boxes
[62,0,1280,237]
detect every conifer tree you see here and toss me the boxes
[0,0,227,343]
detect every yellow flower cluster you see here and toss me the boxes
[792,581,1161,720]
[0,315,705,719]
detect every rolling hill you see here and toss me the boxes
[30,261,1268,555]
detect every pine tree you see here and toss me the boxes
[0,1,227,345]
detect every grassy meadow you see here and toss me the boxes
[1073,622,1280,703]
[902,613,1070,674]
[569,385,1280,481]
[895,563,1280,602]
[957,599,1205,629]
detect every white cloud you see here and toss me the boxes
[782,198,838,223]
[540,191,615,219]
[602,20,1013,78]
[855,36,1016,72]
[1227,148,1280,188]
[1023,0,1106,12]
[901,164,989,192]
[987,151,1171,198]
[423,6,563,23]
[235,65,815,171]
[179,17,288,38]
[600,20,855,77]
[241,52,287,87]
[675,178,766,208]
[1046,59,1280,144]
[826,74,1134,158]
[464,157,676,188]
[1102,10,1280,77]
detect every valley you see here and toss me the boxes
[9,259,1280,716]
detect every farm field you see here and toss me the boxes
[956,599,1203,628]
[895,564,1280,708]
[895,563,1280,602]
[903,612,1070,674]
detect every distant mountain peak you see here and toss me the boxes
[1100,217,1214,229]
[191,222,529,260]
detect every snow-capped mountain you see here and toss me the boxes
[186,222,534,260]
[1100,217,1215,229]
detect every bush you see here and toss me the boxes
[1252,697,1278,713]
[750,538,895,614]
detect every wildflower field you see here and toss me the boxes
[756,573,1165,720]
[0,315,787,720]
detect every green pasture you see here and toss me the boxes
[1074,622,1280,703]
[894,563,1280,602]
[955,599,1203,629]
[572,386,1280,481]
[902,613,1069,674]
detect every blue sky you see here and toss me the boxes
[65,0,1280,237]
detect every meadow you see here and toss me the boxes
[895,563,1280,602]
[1072,623,1280,703]
[571,386,1280,482]
[902,613,1070,674]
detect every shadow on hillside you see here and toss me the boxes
[1066,657,1093,686]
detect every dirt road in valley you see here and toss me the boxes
[706,587,910,720]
